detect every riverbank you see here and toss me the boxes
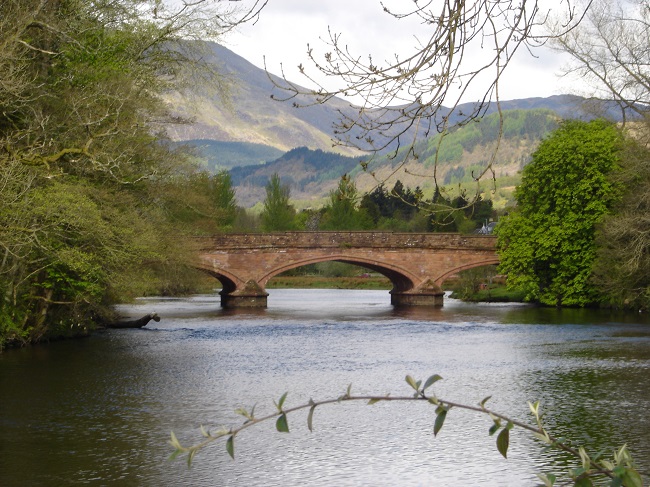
[449,286,528,303]
[267,275,392,290]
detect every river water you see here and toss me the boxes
[1,289,649,486]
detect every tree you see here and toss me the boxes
[552,0,650,122]
[321,175,371,230]
[0,0,267,349]
[550,0,650,311]
[495,119,623,307]
[211,170,238,229]
[270,0,587,194]
[592,129,650,310]
[260,174,297,231]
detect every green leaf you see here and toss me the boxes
[168,449,183,462]
[620,467,644,487]
[423,374,443,391]
[307,405,316,432]
[276,413,290,433]
[226,435,235,459]
[367,398,382,405]
[609,477,623,487]
[169,431,183,450]
[433,409,447,437]
[573,477,594,487]
[578,446,591,470]
[187,448,196,467]
[479,395,492,408]
[533,432,552,444]
[496,427,510,458]
[405,375,419,391]
[276,392,288,411]
[536,473,556,487]
[489,421,501,436]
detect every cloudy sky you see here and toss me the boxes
[225,0,582,104]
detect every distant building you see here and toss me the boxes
[477,221,497,235]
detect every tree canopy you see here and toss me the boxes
[260,174,297,231]
[0,0,264,349]
[495,119,623,307]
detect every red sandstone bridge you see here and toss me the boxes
[194,232,499,308]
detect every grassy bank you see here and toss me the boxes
[267,275,392,290]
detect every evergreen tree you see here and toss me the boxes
[321,175,370,230]
[260,174,297,231]
[211,170,238,228]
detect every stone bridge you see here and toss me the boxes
[193,232,499,308]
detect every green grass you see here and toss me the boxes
[267,275,392,290]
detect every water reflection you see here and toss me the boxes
[0,289,648,486]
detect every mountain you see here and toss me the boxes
[230,109,560,208]
[165,42,362,156]
[165,43,629,208]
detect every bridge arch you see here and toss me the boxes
[194,264,244,295]
[435,258,502,285]
[257,254,421,294]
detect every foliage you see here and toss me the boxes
[551,0,650,311]
[0,0,266,349]
[169,375,643,487]
[450,266,499,300]
[260,173,297,231]
[592,125,650,310]
[496,120,623,306]
[320,175,372,230]
[357,180,494,233]
[155,170,239,234]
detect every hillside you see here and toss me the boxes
[231,109,560,208]
[165,43,627,208]
[164,42,362,156]
[177,140,283,170]
[165,43,608,156]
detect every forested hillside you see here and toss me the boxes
[230,108,560,208]
[179,140,283,170]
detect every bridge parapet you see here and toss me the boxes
[194,232,496,251]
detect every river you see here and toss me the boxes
[0,289,649,486]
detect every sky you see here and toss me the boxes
[224,0,583,105]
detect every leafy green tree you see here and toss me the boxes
[0,0,264,348]
[551,0,650,311]
[496,119,623,306]
[260,174,297,231]
[321,175,371,230]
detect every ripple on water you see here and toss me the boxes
[1,289,649,486]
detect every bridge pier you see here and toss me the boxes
[220,280,268,308]
[390,279,445,307]
[391,292,445,307]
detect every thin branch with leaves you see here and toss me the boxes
[169,374,643,487]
